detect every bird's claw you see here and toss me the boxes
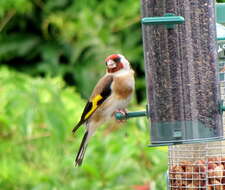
[113,109,128,123]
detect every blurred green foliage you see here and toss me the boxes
[0,0,145,102]
[0,0,223,101]
[0,66,167,190]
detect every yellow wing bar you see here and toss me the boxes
[84,95,103,120]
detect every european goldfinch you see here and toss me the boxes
[72,54,135,166]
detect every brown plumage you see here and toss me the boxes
[113,71,134,99]
[72,54,135,166]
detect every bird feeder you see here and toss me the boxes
[141,0,223,146]
[167,25,225,189]
[140,0,225,189]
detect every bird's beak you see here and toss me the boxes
[107,60,117,69]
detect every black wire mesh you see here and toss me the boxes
[168,142,225,190]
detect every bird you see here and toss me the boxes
[72,54,135,166]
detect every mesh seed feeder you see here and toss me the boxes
[140,1,225,190]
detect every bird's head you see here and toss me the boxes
[105,54,131,74]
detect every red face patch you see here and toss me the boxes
[105,54,120,62]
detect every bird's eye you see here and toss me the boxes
[113,57,121,63]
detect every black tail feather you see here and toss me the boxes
[72,121,83,133]
[75,131,88,166]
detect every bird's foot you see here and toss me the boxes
[113,109,128,123]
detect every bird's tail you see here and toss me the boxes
[75,131,89,166]
[72,120,83,133]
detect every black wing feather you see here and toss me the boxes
[72,76,113,133]
[97,81,112,105]
[72,102,92,133]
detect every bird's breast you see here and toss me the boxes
[112,71,135,99]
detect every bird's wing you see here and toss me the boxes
[72,74,113,133]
